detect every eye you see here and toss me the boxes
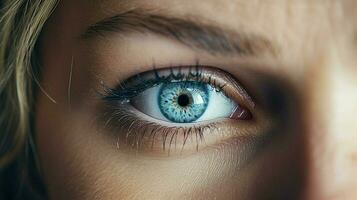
[103,66,253,124]
[100,66,256,155]
[131,81,238,123]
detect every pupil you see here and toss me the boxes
[177,94,190,107]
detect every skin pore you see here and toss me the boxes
[36,0,357,199]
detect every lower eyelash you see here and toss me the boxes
[99,104,218,154]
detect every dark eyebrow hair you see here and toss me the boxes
[81,10,277,56]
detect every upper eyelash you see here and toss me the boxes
[100,65,228,102]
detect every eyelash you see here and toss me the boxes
[101,65,228,103]
[97,64,249,154]
[100,105,220,154]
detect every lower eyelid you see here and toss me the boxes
[98,104,266,156]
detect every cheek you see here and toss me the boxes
[35,92,92,199]
[36,97,133,199]
[36,94,304,200]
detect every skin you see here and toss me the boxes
[36,0,357,199]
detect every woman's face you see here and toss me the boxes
[36,0,357,199]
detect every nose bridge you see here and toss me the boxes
[302,53,357,199]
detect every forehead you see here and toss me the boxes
[70,0,357,27]
[53,0,357,74]
[63,0,357,46]
[85,0,357,25]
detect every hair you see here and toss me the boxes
[0,0,58,199]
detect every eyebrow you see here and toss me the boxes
[81,9,276,56]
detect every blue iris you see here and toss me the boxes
[158,82,209,123]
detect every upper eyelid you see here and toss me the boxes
[100,65,255,109]
[100,65,212,101]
